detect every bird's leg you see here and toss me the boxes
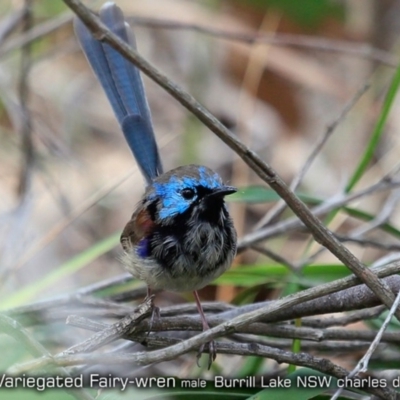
[146,286,160,336]
[193,290,216,369]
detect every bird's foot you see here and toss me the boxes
[196,339,216,370]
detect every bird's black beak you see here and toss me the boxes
[208,186,237,198]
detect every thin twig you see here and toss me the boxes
[335,234,400,252]
[251,245,297,270]
[303,306,385,328]
[63,296,154,355]
[130,17,398,68]
[17,0,34,198]
[350,187,400,237]
[0,7,27,44]
[256,82,370,228]
[217,275,400,323]
[330,288,400,400]
[238,178,400,250]
[12,167,137,272]
[0,315,94,400]
[0,11,73,59]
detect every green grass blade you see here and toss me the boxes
[346,62,400,192]
[1,232,120,309]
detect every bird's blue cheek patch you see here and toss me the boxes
[150,180,191,219]
[137,238,150,258]
[159,196,190,219]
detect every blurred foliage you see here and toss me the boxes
[233,0,344,28]
[216,263,349,288]
[0,390,74,400]
[34,0,66,18]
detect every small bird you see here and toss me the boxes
[74,2,237,366]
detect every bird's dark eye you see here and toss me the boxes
[181,188,196,200]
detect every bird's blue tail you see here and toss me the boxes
[74,2,163,184]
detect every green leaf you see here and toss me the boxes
[343,206,400,238]
[228,186,281,203]
[228,186,320,204]
[214,264,349,287]
[241,0,344,28]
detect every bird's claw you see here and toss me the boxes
[196,340,217,370]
